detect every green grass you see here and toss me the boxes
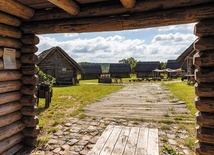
[162,81,197,115]
[37,79,122,135]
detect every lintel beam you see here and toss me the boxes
[120,0,136,9]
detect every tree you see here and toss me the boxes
[119,57,137,72]
[160,62,167,69]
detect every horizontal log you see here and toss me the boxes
[21,35,40,45]
[30,0,213,22]
[48,0,79,15]
[22,75,39,85]
[0,111,22,128]
[0,48,21,58]
[120,0,136,9]
[195,68,214,83]
[20,85,38,95]
[23,126,40,137]
[195,141,214,155]
[0,80,22,94]
[194,37,214,51]
[195,18,214,37]
[21,64,38,75]
[0,0,34,20]
[197,126,214,144]
[20,45,38,53]
[20,54,38,64]
[0,91,22,105]
[0,59,22,70]
[0,133,23,154]
[0,121,24,141]
[0,36,22,49]
[22,116,38,127]
[0,12,22,27]
[0,101,22,117]
[0,71,22,82]
[22,4,214,34]
[19,95,37,106]
[0,23,22,39]
[195,97,214,112]
[1,143,23,155]
[193,51,214,67]
[196,112,214,128]
[23,136,37,147]
[21,106,37,116]
[195,83,214,97]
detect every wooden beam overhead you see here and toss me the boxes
[120,0,136,9]
[48,0,80,15]
[22,4,214,34]
[0,0,34,20]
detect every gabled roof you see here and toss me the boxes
[176,43,195,63]
[81,64,102,74]
[109,63,131,73]
[135,61,161,72]
[166,60,182,69]
[37,46,84,73]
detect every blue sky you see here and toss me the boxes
[37,23,196,63]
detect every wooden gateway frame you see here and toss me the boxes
[0,0,214,154]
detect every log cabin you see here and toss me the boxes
[0,0,214,154]
[81,64,102,79]
[109,63,131,78]
[37,46,83,85]
[135,61,161,78]
[166,60,186,78]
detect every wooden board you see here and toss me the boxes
[87,125,159,155]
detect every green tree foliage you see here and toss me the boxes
[37,67,56,85]
[161,62,167,69]
[119,57,137,72]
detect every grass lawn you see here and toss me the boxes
[37,79,123,143]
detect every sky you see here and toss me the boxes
[37,23,196,63]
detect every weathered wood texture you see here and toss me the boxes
[0,81,22,94]
[23,137,37,147]
[0,91,22,105]
[0,133,23,154]
[194,18,214,154]
[22,116,39,127]
[1,143,23,155]
[0,36,22,48]
[21,106,37,116]
[0,12,22,27]
[21,4,214,34]
[120,0,136,9]
[21,35,40,45]
[0,102,22,117]
[21,64,38,75]
[21,54,38,64]
[194,18,214,37]
[48,0,79,15]
[0,0,34,20]
[0,48,21,58]
[0,111,22,128]
[0,23,22,39]
[23,126,40,137]
[29,0,213,22]
[19,95,37,106]
[20,45,38,53]
[22,75,39,85]
[0,71,22,82]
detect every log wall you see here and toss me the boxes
[0,6,39,153]
[194,18,214,155]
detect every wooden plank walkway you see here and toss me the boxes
[87,125,159,155]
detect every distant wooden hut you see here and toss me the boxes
[81,64,102,79]
[37,46,83,85]
[176,43,195,75]
[166,60,186,70]
[135,61,161,78]
[109,63,131,78]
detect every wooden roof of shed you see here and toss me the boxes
[2,0,212,34]
[166,60,183,70]
[135,61,161,72]
[109,63,131,73]
[37,46,84,73]
[176,43,195,63]
[81,64,102,74]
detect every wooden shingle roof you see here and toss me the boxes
[177,43,195,63]
[109,63,131,73]
[166,60,182,69]
[37,46,84,73]
[81,64,102,74]
[135,61,161,72]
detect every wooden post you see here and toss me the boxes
[20,34,40,147]
[194,18,214,155]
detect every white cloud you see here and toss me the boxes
[37,31,195,63]
[157,23,196,32]
[64,33,79,37]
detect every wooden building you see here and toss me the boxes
[0,0,214,154]
[37,46,83,85]
[166,60,186,70]
[135,61,161,78]
[177,43,195,75]
[109,63,131,78]
[81,64,102,79]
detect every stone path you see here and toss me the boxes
[22,83,195,155]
